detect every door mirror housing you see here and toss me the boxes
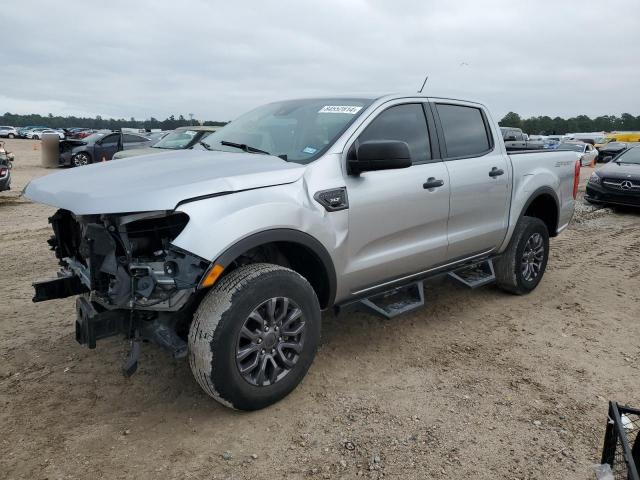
[505,135,517,142]
[348,140,411,175]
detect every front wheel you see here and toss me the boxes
[8,133,14,139]
[495,216,549,295]
[188,263,321,410]
[72,152,91,167]
[32,135,39,140]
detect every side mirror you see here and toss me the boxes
[505,135,517,142]
[348,140,411,175]
[603,156,613,163]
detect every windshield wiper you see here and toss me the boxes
[199,141,212,151]
[220,140,270,155]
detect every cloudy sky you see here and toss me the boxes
[2,0,639,122]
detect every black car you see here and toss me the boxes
[0,159,10,192]
[597,142,628,162]
[59,131,153,167]
[586,146,640,207]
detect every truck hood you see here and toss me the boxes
[24,149,305,215]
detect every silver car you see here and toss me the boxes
[24,94,578,410]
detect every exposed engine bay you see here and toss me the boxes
[32,209,211,375]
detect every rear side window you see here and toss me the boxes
[100,134,119,145]
[358,103,431,163]
[436,104,492,158]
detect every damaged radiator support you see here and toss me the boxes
[32,209,210,376]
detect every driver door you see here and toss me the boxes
[94,133,120,161]
[342,102,450,295]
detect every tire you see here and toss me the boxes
[188,263,321,410]
[32,135,39,140]
[72,152,91,167]
[8,134,14,139]
[494,216,549,295]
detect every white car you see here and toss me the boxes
[557,141,598,166]
[0,126,18,138]
[29,129,65,140]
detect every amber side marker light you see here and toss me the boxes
[200,264,224,288]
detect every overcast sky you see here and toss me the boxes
[2,0,639,122]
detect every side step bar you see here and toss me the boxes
[359,281,425,319]
[448,259,496,289]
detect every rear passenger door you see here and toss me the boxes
[431,101,510,260]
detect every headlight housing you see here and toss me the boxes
[589,172,601,185]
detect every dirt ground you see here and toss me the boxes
[1,139,639,480]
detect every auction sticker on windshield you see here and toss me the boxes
[318,105,363,114]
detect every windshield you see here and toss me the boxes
[154,129,203,149]
[202,98,373,164]
[615,147,640,164]
[557,143,585,152]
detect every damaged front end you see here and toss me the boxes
[33,209,210,375]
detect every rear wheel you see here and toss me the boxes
[495,216,549,295]
[188,263,321,410]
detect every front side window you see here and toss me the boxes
[356,104,431,163]
[202,98,373,164]
[100,134,119,146]
[436,104,492,158]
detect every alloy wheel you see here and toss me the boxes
[236,297,306,387]
[521,232,545,281]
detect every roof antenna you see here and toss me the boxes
[418,75,429,94]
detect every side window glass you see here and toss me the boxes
[436,104,492,158]
[357,104,431,163]
[123,134,145,143]
[100,134,118,146]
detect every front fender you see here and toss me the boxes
[172,180,345,275]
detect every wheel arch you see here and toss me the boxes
[519,187,560,237]
[213,229,337,310]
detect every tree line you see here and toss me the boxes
[0,112,228,130]
[499,112,640,135]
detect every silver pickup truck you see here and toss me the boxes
[24,94,579,410]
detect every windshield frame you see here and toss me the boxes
[202,97,375,165]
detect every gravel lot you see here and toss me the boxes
[1,139,639,479]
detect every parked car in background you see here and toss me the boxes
[36,129,65,140]
[556,141,598,166]
[594,136,614,150]
[58,131,154,167]
[500,127,543,150]
[18,126,48,138]
[25,94,579,410]
[598,142,629,162]
[0,142,13,192]
[586,146,640,207]
[112,126,217,160]
[0,126,18,138]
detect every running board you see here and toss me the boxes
[448,259,495,289]
[359,280,425,319]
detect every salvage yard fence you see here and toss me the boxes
[601,402,640,480]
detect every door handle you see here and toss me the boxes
[423,177,444,189]
[489,167,504,177]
